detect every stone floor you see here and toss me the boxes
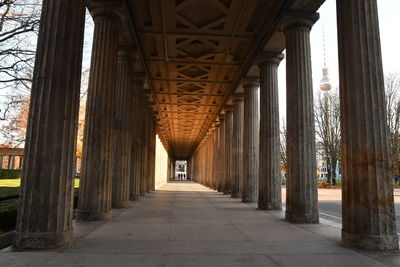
[1,181,400,267]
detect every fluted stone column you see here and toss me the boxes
[13,0,85,249]
[242,78,260,203]
[140,107,149,196]
[150,115,157,190]
[217,115,225,192]
[284,14,319,223]
[223,106,233,194]
[337,0,398,250]
[211,122,219,190]
[147,116,156,192]
[130,75,145,201]
[77,3,122,221]
[231,94,244,198]
[9,156,15,169]
[111,47,136,208]
[213,124,220,190]
[7,156,11,169]
[258,52,284,210]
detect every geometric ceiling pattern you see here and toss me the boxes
[127,0,287,158]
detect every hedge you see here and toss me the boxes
[0,169,22,179]
[0,198,18,231]
[0,188,80,232]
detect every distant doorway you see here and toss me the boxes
[175,160,187,180]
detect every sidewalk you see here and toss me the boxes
[1,181,399,266]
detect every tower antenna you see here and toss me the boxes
[323,24,327,68]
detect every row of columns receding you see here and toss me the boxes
[0,155,23,170]
[13,2,159,249]
[191,1,399,251]
[10,0,398,252]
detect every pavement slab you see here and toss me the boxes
[1,181,400,267]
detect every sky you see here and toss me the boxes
[277,0,400,120]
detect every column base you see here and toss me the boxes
[231,193,241,198]
[75,209,112,221]
[13,229,73,249]
[223,190,231,195]
[258,202,282,210]
[242,198,256,203]
[112,201,130,209]
[285,210,319,224]
[129,195,139,201]
[342,230,399,251]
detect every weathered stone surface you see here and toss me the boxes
[140,107,149,196]
[111,47,136,209]
[242,78,260,203]
[284,14,319,223]
[149,118,156,191]
[337,0,399,250]
[217,115,225,192]
[231,94,244,198]
[223,106,233,195]
[129,75,145,201]
[77,4,122,221]
[258,52,284,210]
[13,0,86,249]
[211,124,219,190]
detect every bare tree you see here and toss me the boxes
[385,72,400,177]
[0,0,40,146]
[0,0,40,92]
[315,90,341,184]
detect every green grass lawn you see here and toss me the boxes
[0,178,80,232]
[0,179,20,199]
[0,178,80,189]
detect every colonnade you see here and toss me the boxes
[0,155,23,170]
[192,2,399,251]
[11,0,398,252]
[14,1,158,249]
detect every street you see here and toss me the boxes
[282,188,400,231]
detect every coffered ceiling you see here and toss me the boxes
[125,0,324,158]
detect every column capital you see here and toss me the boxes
[218,113,225,123]
[118,45,137,59]
[258,52,284,67]
[86,0,124,21]
[242,77,260,90]
[232,93,244,102]
[223,105,234,115]
[281,12,319,33]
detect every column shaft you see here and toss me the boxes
[212,127,219,190]
[231,94,244,198]
[242,79,260,203]
[129,76,144,200]
[223,108,233,194]
[217,117,225,191]
[77,7,120,220]
[140,108,149,195]
[284,15,319,223]
[14,0,85,248]
[258,53,284,210]
[337,0,398,250]
[111,48,135,208]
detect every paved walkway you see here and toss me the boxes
[1,181,400,266]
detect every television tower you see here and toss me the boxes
[320,25,332,93]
